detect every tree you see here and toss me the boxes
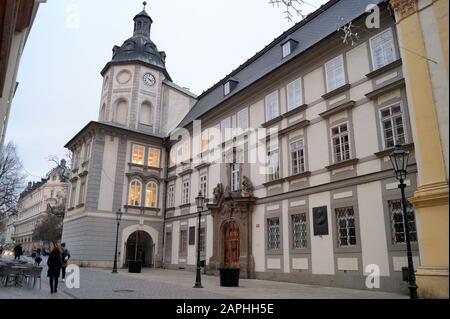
[0,142,24,218]
[32,213,63,247]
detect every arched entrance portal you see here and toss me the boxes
[223,221,240,268]
[125,231,154,267]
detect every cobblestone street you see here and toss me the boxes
[0,257,408,299]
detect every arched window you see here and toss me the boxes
[145,182,158,208]
[100,104,106,121]
[129,179,142,207]
[140,102,152,126]
[114,100,128,125]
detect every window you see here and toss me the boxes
[224,81,231,96]
[177,143,184,163]
[292,213,308,249]
[267,217,281,250]
[200,174,208,198]
[231,163,240,192]
[335,207,357,247]
[331,123,351,163]
[237,108,249,131]
[84,141,91,162]
[140,102,152,126]
[183,139,191,161]
[380,103,406,149]
[199,228,206,254]
[78,179,86,204]
[70,183,77,208]
[265,91,279,121]
[132,144,145,165]
[268,152,280,181]
[148,148,160,167]
[169,147,177,167]
[179,230,187,255]
[325,55,345,92]
[114,100,128,125]
[221,117,232,142]
[129,179,142,206]
[167,185,175,208]
[290,139,305,175]
[145,182,157,208]
[201,130,209,153]
[389,199,417,244]
[182,181,190,205]
[165,232,172,257]
[189,226,196,245]
[287,78,302,111]
[370,28,396,70]
[282,42,291,58]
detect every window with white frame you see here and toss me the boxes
[265,91,279,121]
[182,181,190,205]
[199,228,206,254]
[183,139,191,161]
[290,139,305,175]
[224,81,231,96]
[389,199,417,244]
[237,107,249,131]
[325,55,345,92]
[268,151,280,181]
[335,207,357,247]
[179,230,187,254]
[287,78,302,111]
[199,174,208,198]
[291,213,308,249]
[147,148,160,168]
[231,163,240,192]
[221,117,232,142]
[78,178,86,205]
[267,217,281,250]
[282,42,291,58]
[380,103,406,149]
[145,181,158,208]
[370,28,396,70]
[70,183,77,208]
[167,185,175,208]
[132,144,145,165]
[331,123,351,163]
[169,147,177,167]
[129,179,142,206]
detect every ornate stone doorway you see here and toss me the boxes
[208,178,256,278]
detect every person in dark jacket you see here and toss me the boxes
[60,243,71,282]
[47,246,63,293]
[13,244,23,260]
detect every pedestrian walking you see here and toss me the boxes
[47,246,63,293]
[60,243,71,282]
[13,244,23,260]
[34,250,42,266]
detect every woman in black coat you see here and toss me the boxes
[47,247,63,293]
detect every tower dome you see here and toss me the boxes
[101,2,171,80]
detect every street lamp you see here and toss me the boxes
[194,192,205,288]
[112,209,123,274]
[389,144,418,299]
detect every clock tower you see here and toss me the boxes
[98,2,174,135]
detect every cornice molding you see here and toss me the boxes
[390,0,417,21]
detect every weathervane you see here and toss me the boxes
[143,1,147,11]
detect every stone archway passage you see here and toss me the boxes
[223,221,240,268]
[125,230,154,267]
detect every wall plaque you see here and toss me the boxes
[313,206,329,236]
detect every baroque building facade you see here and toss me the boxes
[13,160,69,254]
[61,0,443,294]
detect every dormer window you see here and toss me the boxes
[224,81,231,96]
[281,38,298,59]
[223,78,239,96]
[282,42,291,58]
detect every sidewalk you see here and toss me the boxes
[117,268,408,299]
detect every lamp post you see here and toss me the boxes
[194,192,205,288]
[389,144,418,299]
[112,209,123,274]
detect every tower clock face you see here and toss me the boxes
[143,73,156,86]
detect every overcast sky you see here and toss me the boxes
[5,0,327,181]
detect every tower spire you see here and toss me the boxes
[133,1,152,37]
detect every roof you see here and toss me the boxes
[177,0,386,128]
[64,121,165,149]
